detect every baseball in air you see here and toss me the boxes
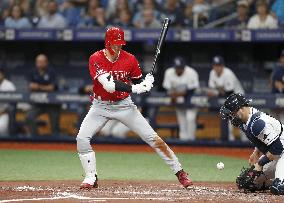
[217,162,224,170]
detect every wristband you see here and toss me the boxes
[258,155,271,167]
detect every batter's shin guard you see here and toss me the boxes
[79,151,97,186]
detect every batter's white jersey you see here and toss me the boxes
[163,66,199,92]
[209,67,244,94]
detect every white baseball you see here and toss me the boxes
[217,162,224,170]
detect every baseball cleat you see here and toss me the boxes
[80,181,98,189]
[80,175,98,189]
[176,170,193,188]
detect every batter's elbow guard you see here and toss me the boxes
[103,83,115,93]
[98,73,116,93]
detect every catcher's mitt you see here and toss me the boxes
[236,166,264,192]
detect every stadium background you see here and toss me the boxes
[0,0,284,202]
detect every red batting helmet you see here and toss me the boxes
[105,27,126,47]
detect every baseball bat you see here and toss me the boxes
[150,18,171,74]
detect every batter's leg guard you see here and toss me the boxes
[270,178,284,195]
[79,151,98,189]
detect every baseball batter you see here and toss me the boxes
[220,93,284,194]
[76,27,192,189]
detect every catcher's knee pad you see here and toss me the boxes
[270,178,284,195]
[76,136,92,154]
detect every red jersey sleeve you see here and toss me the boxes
[129,56,142,79]
[89,53,108,80]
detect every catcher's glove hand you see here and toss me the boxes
[236,166,264,193]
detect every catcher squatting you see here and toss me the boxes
[76,27,192,189]
[220,93,284,195]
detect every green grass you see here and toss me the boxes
[0,149,247,182]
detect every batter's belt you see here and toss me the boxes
[93,95,131,105]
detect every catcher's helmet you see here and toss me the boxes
[220,93,251,123]
[105,27,126,47]
[224,93,250,113]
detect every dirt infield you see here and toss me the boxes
[1,180,283,203]
[1,142,271,202]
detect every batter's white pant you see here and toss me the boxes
[100,120,129,138]
[76,97,183,174]
[254,134,284,188]
[0,113,9,136]
[176,107,197,141]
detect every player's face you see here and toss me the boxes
[175,68,184,76]
[213,64,223,76]
[36,55,48,70]
[110,45,122,54]
[234,107,249,122]
[237,6,248,17]
[257,5,267,15]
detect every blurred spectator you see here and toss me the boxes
[160,0,184,27]
[226,0,249,29]
[27,54,60,136]
[271,0,284,27]
[133,0,156,12]
[34,0,49,17]
[183,3,193,27]
[78,6,107,28]
[132,0,160,27]
[16,0,31,16]
[192,0,210,27]
[271,49,284,93]
[207,55,246,141]
[0,68,16,136]
[59,0,87,27]
[163,57,199,141]
[247,0,278,29]
[107,0,131,24]
[4,5,32,28]
[134,8,161,28]
[113,9,133,27]
[37,0,67,28]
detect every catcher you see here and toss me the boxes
[220,93,284,195]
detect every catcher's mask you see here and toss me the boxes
[105,27,126,55]
[220,93,251,127]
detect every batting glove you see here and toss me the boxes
[132,82,152,94]
[144,73,154,84]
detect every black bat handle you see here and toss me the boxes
[150,18,171,75]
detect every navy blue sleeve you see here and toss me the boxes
[250,119,265,137]
[49,70,57,85]
[268,138,284,155]
[272,69,282,81]
[28,70,35,83]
